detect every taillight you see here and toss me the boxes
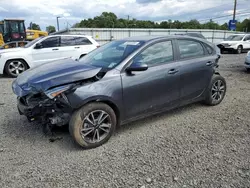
[96,45,100,48]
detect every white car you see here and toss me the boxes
[0,35,99,77]
[217,34,250,54]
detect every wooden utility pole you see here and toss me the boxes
[233,0,237,21]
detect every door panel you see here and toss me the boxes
[32,36,61,65]
[121,40,181,120]
[176,39,214,102]
[60,36,78,59]
[75,36,96,56]
[243,35,250,49]
[178,56,214,101]
[122,63,180,119]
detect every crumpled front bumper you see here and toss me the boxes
[17,97,39,121]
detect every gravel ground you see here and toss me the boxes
[0,54,250,188]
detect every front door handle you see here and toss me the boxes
[75,47,80,49]
[52,48,59,51]
[168,69,179,74]
[206,61,213,66]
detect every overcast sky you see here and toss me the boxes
[0,0,249,30]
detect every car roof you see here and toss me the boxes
[48,34,92,38]
[122,35,173,42]
[229,34,246,36]
[121,35,207,43]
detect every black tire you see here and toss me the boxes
[236,45,242,54]
[69,102,117,149]
[246,68,250,72]
[204,75,226,106]
[4,59,28,78]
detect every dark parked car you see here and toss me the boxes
[12,35,226,149]
[176,32,207,40]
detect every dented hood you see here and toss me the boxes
[12,58,101,97]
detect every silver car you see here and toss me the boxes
[245,51,250,71]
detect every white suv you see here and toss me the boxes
[218,34,250,54]
[0,35,100,77]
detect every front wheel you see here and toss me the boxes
[4,60,28,77]
[69,102,117,149]
[204,75,226,106]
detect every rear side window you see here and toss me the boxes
[178,40,204,59]
[75,37,92,45]
[204,43,214,54]
[60,36,75,46]
[41,37,60,48]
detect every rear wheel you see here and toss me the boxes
[204,75,226,106]
[4,59,28,77]
[236,45,242,54]
[69,102,117,149]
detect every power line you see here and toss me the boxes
[199,11,250,22]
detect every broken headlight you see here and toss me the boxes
[45,84,73,99]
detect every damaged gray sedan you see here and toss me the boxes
[12,35,226,149]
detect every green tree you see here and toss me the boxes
[73,11,250,31]
[28,23,41,30]
[46,25,56,34]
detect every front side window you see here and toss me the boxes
[41,37,60,48]
[61,36,75,46]
[25,36,44,48]
[79,40,145,69]
[178,40,204,59]
[133,41,173,67]
[243,35,250,41]
[204,43,214,55]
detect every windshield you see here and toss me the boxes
[226,35,244,41]
[79,40,145,69]
[24,36,44,48]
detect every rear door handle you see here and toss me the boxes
[206,61,213,66]
[168,69,179,74]
[52,48,59,51]
[75,47,80,49]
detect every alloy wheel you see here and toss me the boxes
[8,61,25,76]
[211,80,225,102]
[237,46,242,54]
[81,110,112,144]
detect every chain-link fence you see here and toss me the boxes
[54,28,244,45]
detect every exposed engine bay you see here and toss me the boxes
[16,69,107,133]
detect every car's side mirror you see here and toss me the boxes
[34,43,43,49]
[125,61,148,72]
